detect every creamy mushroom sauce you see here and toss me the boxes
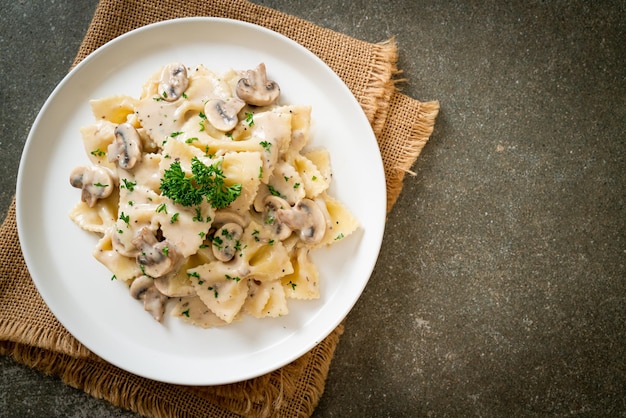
[69,63,359,327]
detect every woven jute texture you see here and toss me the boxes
[0,0,439,417]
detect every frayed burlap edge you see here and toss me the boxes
[382,95,440,212]
[0,323,344,418]
[0,198,93,359]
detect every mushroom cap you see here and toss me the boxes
[108,122,143,170]
[129,275,154,300]
[277,198,327,244]
[263,195,293,241]
[132,227,181,278]
[69,165,117,207]
[236,63,280,106]
[158,62,189,102]
[212,222,244,262]
[143,286,169,322]
[204,98,245,132]
[213,209,246,229]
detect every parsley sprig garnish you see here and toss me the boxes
[160,157,242,209]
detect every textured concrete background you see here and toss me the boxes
[1,1,625,417]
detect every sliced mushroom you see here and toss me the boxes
[69,165,117,207]
[204,97,246,131]
[129,274,154,299]
[213,209,246,229]
[212,222,244,262]
[143,286,169,322]
[132,227,180,278]
[158,62,189,102]
[277,198,326,244]
[129,275,168,322]
[236,63,280,106]
[263,195,293,240]
[108,122,143,170]
[111,228,139,257]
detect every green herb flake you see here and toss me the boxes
[181,309,190,317]
[120,179,136,191]
[267,185,282,197]
[245,112,255,127]
[119,212,130,225]
[212,235,223,250]
[259,140,271,152]
[90,148,106,157]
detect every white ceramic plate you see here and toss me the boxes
[16,18,385,385]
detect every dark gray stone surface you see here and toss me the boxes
[1,1,624,417]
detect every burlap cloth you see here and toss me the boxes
[0,1,438,416]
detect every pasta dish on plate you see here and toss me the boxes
[68,62,359,328]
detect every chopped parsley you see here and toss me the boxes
[245,112,255,127]
[160,157,242,209]
[212,235,223,250]
[90,148,106,157]
[225,274,241,282]
[93,182,108,188]
[119,212,130,225]
[199,112,206,131]
[170,212,179,223]
[181,309,190,317]
[259,140,271,152]
[121,179,136,191]
[267,185,282,197]
[156,203,168,213]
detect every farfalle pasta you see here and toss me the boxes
[69,63,358,327]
